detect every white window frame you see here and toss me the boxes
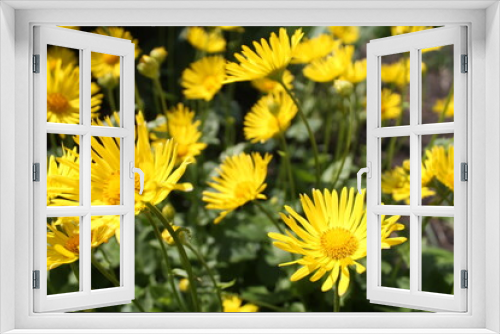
[33,26,136,312]
[366,26,467,312]
[1,1,499,333]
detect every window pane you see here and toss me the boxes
[380,52,410,127]
[421,216,454,295]
[91,52,121,127]
[91,137,121,205]
[47,134,80,206]
[47,45,82,125]
[381,136,411,205]
[380,215,410,290]
[421,134,454,206]
[421,45,454,124]
[47,216,81,295]
[91,215,121,290]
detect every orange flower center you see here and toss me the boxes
[104,170,121,205]
[102,54,120,65]
[65,234,80,254]
[47,92,70,114]
[320,227,358,260]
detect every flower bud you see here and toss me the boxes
[179,278,190,292]
[97,72,118,90]
[333,79,353,96]
[137,55,160,79]
[150,47,168,64]
[162,203,176,221]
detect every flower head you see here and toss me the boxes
[381,58,426,88]
[223,296,259,312]
[380,88,402,120]
[432,95,454,118]
[341,59,367,84]
[425,145,454,192]
[244,92,298,143]
[47,46,77,70]
[152,104,207,163]
[203,152,272,224]
[47,146,80,206]
[47,60,103,124]
[181,56,226,101]
[329,26,360,44]
[268,188,407,295]
[137,55,160,79]
[291,34,340,64]
[225,28,304,83]
[303,45,354,83]
[187,27,226,53]
[251,70,294,94]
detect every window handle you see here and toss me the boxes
[357,162,371,194]
[129,162,144,195]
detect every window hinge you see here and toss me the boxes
[461,162,468,181]
[33,54,40,73]
[461,54,468,73]
[461,270,468,289]
[33,270,40,289]
[33,163,40,182]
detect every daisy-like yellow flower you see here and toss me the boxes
[203,152,272,224]
[151,104,208,163]
[341,59,367,84]
[380,88,402,120]
[218,26,245,33]
[381,58,426,88]
[328,26,360,44]
[181,56,226,101]
[223,296,259,312]
[77,112,192,214]
[382,160,435,204]
[291,34,340,64]
[186,27,226,53]
[244,92,298,143]
[47,146,80,206]
[303,45,354,83]
[225,28,304,84]
[425,145,454,192]
[432,95,454,118]
[47,46,77,70]
[47,60,103,124]
[251,70,294,94]
[268,188,407,295]
[91,27,140,83]
[47,217,116,271]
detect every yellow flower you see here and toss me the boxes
[47,146,80,206]
[225,28,304,84]
[425,145,454,192]
[432,95,454,118]
[268,188,406,296]
[47,217,116,271]
[152,104,207,163]
[381,58,426,87]
[244,92,298,143]
[186,27,226,53]
[391,26,432,36]
[380,88,402,120]
[150,47,168,64]
[291,34,340,64]
[161,225,182,245]
[382,160,435,204]
[341,59,367,84]
[218,26,245,33]
[203,152,272,224]
[137,55,160,79]
[179,278,190,292]
[303,45,354,83]
[47,60,103,124]
[223,296,259,312]
[328,26,360,44]
[181,56,226,101]
[251,70,294,94]
[80,112,192,214]
[91,27,140,84]
[47,46,77,70]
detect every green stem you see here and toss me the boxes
[334,99,345,162]
[145,212,187,312]
[107,87,117,112]
[91,252,146,312]
[146,202,200,312]
[153,78,168,113]
[185,242,223,312]
[323,99,335,155]
[253,200,284,234]
[70,262,79,283]
[200,100,210,131]
[135,84,145,111]
[277,131,296,200]
[333,281,341,312]
[332,96,353,189]
[279,81,321,187]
